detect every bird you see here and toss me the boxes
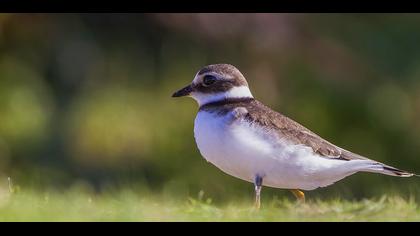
[172,63,416,209]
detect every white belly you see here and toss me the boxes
[194,111,363,190]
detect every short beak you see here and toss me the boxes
[172,84,193,97]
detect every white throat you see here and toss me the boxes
[191,86,254,106]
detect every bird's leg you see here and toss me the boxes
[254,175,263,210]
[290,189,305,203]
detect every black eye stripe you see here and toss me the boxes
[203,75,217,86]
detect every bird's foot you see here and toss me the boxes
[290,189,305,203]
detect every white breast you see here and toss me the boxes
[194,110,369,190]
[194,110,276,182]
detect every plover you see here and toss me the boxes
[172,64,415,208]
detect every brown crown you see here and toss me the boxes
[193,64,248,94]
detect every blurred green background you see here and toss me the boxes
[0,13,420,202]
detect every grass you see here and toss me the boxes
[1,185,420,221]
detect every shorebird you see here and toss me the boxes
[172,64,415,209]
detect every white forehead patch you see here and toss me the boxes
[192,71,201,84]
[191,86,253,106]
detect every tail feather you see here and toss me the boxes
[361,162,416,177]
[382,165,414,177]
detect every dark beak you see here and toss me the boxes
[172,84,193,97]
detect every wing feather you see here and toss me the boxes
[201,98,371,161]
[243,100,370,161]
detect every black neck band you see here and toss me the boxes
[199,97,255,110]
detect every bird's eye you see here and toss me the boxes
[203,75,217,86]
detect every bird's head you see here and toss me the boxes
[172,64,253,106]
